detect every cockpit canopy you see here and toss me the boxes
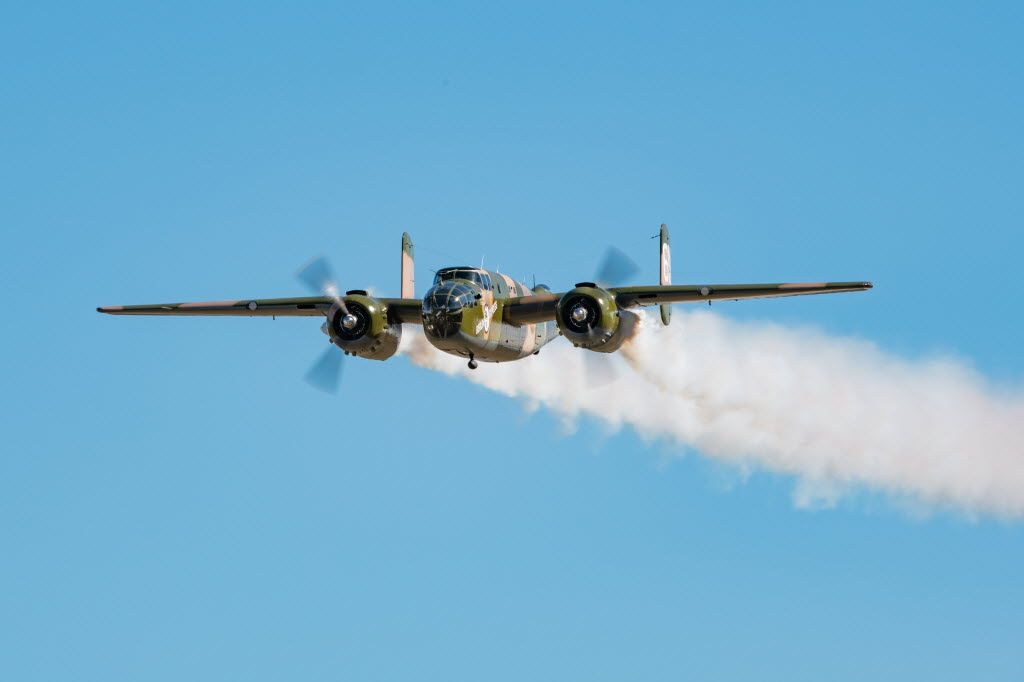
[433,267,492,290]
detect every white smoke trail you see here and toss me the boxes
[400,311,1024,518]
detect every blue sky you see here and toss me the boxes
[2,2,1022,680]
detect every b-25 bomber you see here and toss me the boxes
[98,225,872,391]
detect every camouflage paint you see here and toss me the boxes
[98,231,872,369]
[401,232,415,298]
[422,267,559,363]
[554,285,639,352]
[328,293,402,360]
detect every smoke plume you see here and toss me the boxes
[401,311,1024,518]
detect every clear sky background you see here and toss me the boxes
[2,2,1023,680]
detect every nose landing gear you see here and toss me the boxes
[468,353,478,370]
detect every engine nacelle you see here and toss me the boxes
[556,284,639,353]
[324,292,402,360]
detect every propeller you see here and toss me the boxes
[595,246,639,288]
[305,345,344,394]
[297,256,348,314]
[580,245,638,388]
[296,256,347,394]
[581,331,619,388]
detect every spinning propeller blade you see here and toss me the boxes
[305,345,344,394]
[297,256,347,394]
[581,324,619,388]
[296,256,338,296]
[297,256,348,314]
[580,244,636,385]
[582,347,618,388]
[595,246,639,288]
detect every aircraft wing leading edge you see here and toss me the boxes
[97,297,425,323]
[98,283,871,324]
[502,281,872,326]
[611,281,873,307]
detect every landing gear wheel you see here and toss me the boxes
[468,354,478,370]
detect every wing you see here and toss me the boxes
[502,292,560,326]
[502,281,871,325]
[97,296,424,323]
[611,281,873,307]
[382,298,424,324]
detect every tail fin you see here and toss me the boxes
[401,232,415,298]
[659,223,671,325]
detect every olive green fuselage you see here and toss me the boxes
[421,267,559,363]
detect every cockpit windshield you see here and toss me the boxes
[433,268,492,290]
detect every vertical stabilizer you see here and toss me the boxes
[401,232,415,298]
[659,223,672,325]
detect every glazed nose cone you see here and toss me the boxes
[423,282,472,338]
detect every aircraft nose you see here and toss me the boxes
[436,294,466,313]
[426,281,479,310]
[422,282,476,338]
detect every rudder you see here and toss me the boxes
[659,223,671,325]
